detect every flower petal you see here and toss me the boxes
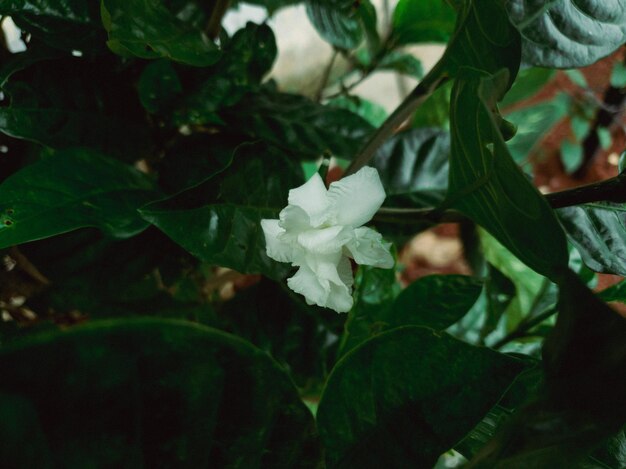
[288,172,330,227]
[345,227,394,269]
[261,219,293,263]
[297,226,352,254]
[326,282,353,313]
[279,204,311,232]
[287,264,330,307]
[327,166,386,227]
[336,255,355,288]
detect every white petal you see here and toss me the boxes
[336,255,355,288]
[288,173,330,227]
[346,227,394,269]
[261,219,294,263]
[297,226,351,254]
[327,166,386,227]
[287,265,330,308]
[326,282,353,313]
[279,205,311,232]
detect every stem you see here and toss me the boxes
[344,64,448,176]
[205,0,231,39]
[491,307,558,350]
[544,173,626,208]
[315,50,338,103]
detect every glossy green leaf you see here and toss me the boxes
[442,0,521,88]
[0,318,321,466]
[329,95,388,127]
[500,67,556,108]
[447,69,569,281]
[101,0,221,66]
[557,202,626,276]
[171,22,278,126]
[140,142,303,280]
[389,275,482,330]
[220,90,374,159]
[391,0,456,45]
[0,148,160,248]
[317,326,527,468]
[505,0,626,68]
[305,0,376,50]
[0,57,151,160]
[0,0,105,52]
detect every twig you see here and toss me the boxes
[544,172,626,208]
[205,0,231,39]
[344,64,448,176]
[315,50,338,103]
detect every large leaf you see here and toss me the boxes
[391,0,456,45]
[0,318,321,466]
[0,0,105,52]
[0,148,160,248]
[505,0,626,68]
[317,326,527,468]
[140,142,303,280]
[0,56,151,160]
[557,202,626,276]
[447,69,569,281]
[101,0,221,66]
[220,90,374,159]
[388,274,482,330]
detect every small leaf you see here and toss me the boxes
[305,0,376,50]
[0,148,160,249]
[377,51,423,79]
[317,326,527,468]
[560,140,584,174]
[101,0,221,66]
[0,318,321,466]
[557,202,626,276]
[138,60,182,113]
[505,0,626,68]
[611,62,626,88]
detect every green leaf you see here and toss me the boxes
[442,0,521,88]
[317,326,527,468]
[447,69,569,281]
[391,0,456,45]
[0,57,151,160]
[220,90,374,159]
[389,275,482,330]
[0,0,106,52]
[505,0,626,68]
[305,0,376,50]
[0,318,321,466]
[0,148,160,248]
[557,202,626,276]
[329,95,388,127]
[137,60,182,113]
[171,22,278,126]
[598,280,626,303]
[505,93,569,164]
[412,81,452,129]
[500,67,556,108]
[560,139,584,174]
[140,142,303,280]
[101,0,221,66]
[611,62,626,88]
[377,51,423,79]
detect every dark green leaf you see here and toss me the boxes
[137,59,182,113]
[447,69,569,281]
[391,0,456,45]
[442,0,521,88]
[377,51,423,79]
[500,67,556,108]
[0,57,151,160]
[140,142,303,280]
[305,0,376,50]
[0,148,160,248]
[220,89,374,159]
[412,81,452,129]
[0,318,321,467]
[219,278,345,388]
[598,279,626,303]
[329,95,387,127]
[171,22,278,126]
[557,202,626,276]
[101,0,221,66]
[505,0,626,68]
[389,275,482,330]
[0,0,105,52]
[317,326,527,468]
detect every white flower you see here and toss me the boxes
[261,166,394,313]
